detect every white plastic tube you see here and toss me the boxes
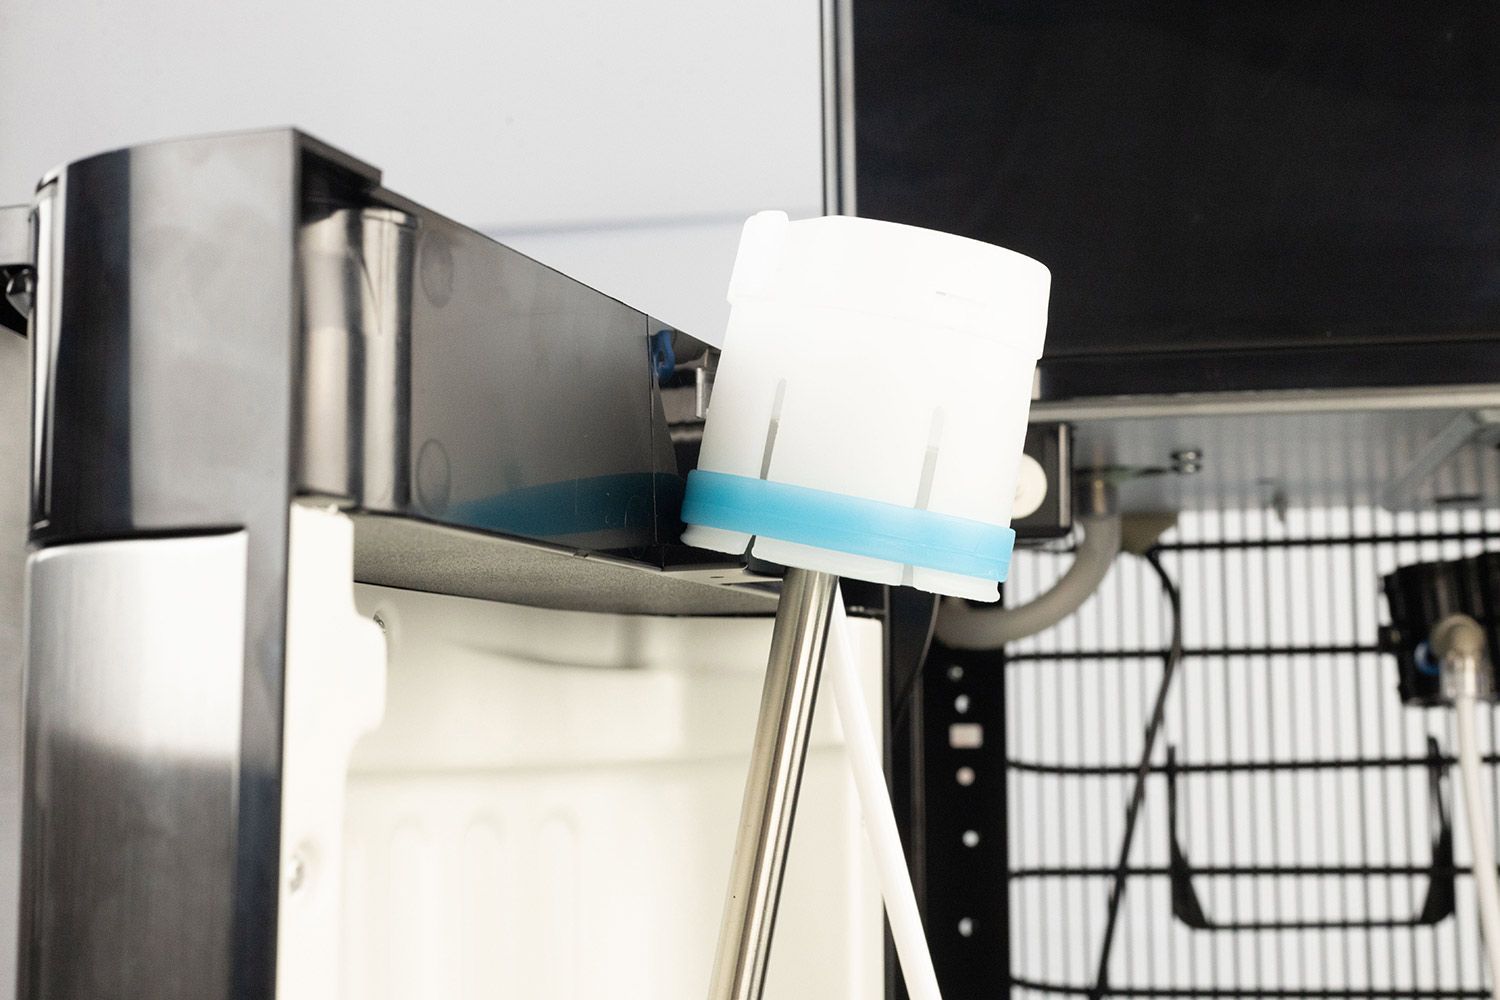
[828,588,943,1000]
[1455,685,1500,1000]
[933,513,1122,650]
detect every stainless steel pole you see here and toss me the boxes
[708,567,841,1000]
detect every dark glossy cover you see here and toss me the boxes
[856,1,1500,397]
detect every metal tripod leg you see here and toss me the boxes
[707,567,840,1000]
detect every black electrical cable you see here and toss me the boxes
[898,532,1086,726]
[1089,547,1184,1000]
[891,646,928,731]
[890,597,941,730]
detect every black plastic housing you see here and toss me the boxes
[1382,553,1500,705]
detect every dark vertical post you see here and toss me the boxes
[921,641,1010,998]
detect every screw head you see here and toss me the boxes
[287,853,307,894]
[1171,448,1203,475]
[4,268,35,316]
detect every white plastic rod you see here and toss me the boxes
[1455,687,1500,1000]
[828,588,943,1000]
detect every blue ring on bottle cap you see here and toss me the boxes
[681,469,1016,582]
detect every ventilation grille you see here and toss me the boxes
[994,501,1500,998]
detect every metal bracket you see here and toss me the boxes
[0,204,35,336]
[1381,408,1500,510]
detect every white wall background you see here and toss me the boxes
[0,0,826,339]
[0,3,825,997]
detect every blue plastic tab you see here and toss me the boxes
[649,329,676,382]
[681,470,1016,582]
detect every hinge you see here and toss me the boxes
[1,203,35,336]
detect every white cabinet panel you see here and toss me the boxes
[346,584,885,999]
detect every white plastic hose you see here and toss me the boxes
[1455,683,1500,1000]
[828,590,943,1000]
[933,513,1122,650]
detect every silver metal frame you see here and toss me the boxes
[8,128,745,1000]
[24,533,250,998]
[0,294,27,1000]
[821,0,856,217]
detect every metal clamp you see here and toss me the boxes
[0,203,34,336]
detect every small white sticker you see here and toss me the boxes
[949,722,985,749]
[1013,453,1048,519]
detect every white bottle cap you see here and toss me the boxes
[681,212,1050,602]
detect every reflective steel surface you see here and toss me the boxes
[299,206,418,511]
[16,127,755,1000]
[708,568,839,1000]
[302,199,684,553]
[0,320,26,1000]
[297,173,707,558]
[23,129,341,1000]
[21,534,248,1000]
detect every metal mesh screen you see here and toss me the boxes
[993,498,1500,998]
